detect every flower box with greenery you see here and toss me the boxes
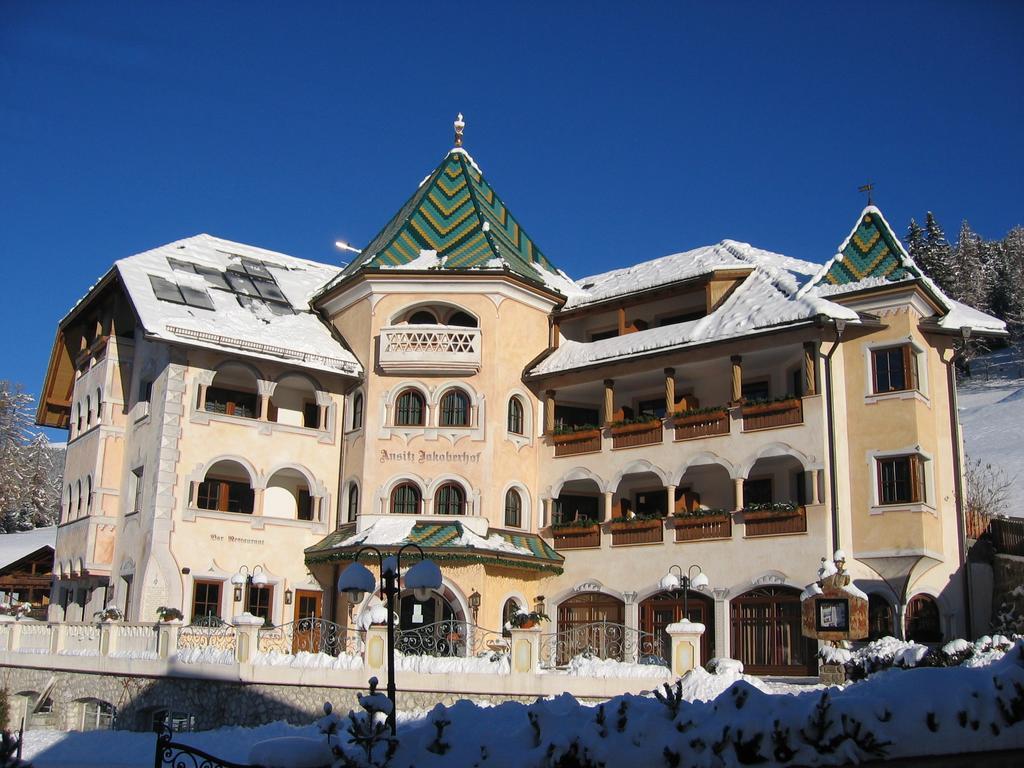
[608,416,663,435]
[671,405,729,425]
[551,424,601,442]
[94,606,124,622]
[671,507,732,524]
[156,606,184,622]
[741,502,801,520]
[740,396,802,416]
[609,515,663,532]
[551,517,600,532]
[508,609,550,630]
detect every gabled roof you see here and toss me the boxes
[806,206,1006,335]
[305,518,563,574]
[812,206,920,289]
[0,527,56,571]
[318,148,580,298]
[104,235,362,375]
[530,241,859,377]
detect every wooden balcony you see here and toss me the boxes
[672,409,730,441]
[742,505,807,537]
[552,524,601,550]
[609,518,664,546]
[552,429,602,457]
[741,398,803,431]
[671,513,732,542]
[610,420,663,450]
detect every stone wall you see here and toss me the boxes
[0,665,552,733]
[992,553,1024,628]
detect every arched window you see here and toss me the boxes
[196,460,255,514]
[391,483,421,515]
[439,388,470,427]
[86,396,92,427]
[350,393,364,430]
[395,389,425,426]
[905,594,942,643]
[504,489,522,528]
[80,699,115,730]
[507,396,525,435]
[95,388,102,424]
[64,485,72,522]
[434,483,466,516]
[448,311,477,328]
[76,402,83,434]
[501,597,523,634]
[86,476,93,514]
[408,310,436,325]
[347,483,359,522]
[76,480,82,516]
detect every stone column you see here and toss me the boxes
[364,624,389,676]
[256,380,277,421]
[666,485,677,516]
[157,620,181,660]
[542,498,553,528]
[664,368,676,414]
[544,391,556,435]
[99,620,118,656]
[509,625,543,678]
[603,491,614,522]
[733,478,744,511]
[232,613,264,664]
[803,342,818,396]
[7,621,22,652]
[315,391,334,431]
[623,593,640,664]
[603,380,615,426]
[809,470,821,505]
[730,355,743,402]
[666,620,705,677]
[194,370,215,412]
[50,622,66,654]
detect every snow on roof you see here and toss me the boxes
[0,527,56,570]
[565,240,821,310]
[532,244,857,376]
[112,235,362,375]
[939,298,1008,334]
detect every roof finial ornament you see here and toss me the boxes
[858,181,875,206]
[454,113,465,147]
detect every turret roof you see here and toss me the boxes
[319,147,580,298]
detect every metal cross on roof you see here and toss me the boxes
[858,182,875,205]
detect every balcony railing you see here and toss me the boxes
[552,429,602,457]
[741,398,803,431]
[672,408,730,441]
[551,523,601,550]
[378,325,481,374]
[742,505,807,536]
[670,512,732,542]
[609,518,664,546]
[610,421,663,450]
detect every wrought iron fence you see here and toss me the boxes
[396,620,508,658]
[153,724,256,768]
[177,619,236,653]
[538,621,664,668]
[257,618,364,657]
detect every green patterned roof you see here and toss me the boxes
[305,520,563,574]
[816,206,920,288]
[326,148,566,289]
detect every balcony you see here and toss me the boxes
[609,517,664,546]
[672,408,730,441]
[610,420,663,450]
[553,428,602,457]
[741,504,807,537]
[670,511,732,542]
[378,325,481,375]
[551,522,601,550]
[741,398,803,431]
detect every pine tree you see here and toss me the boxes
[917,212,957,295]
[953,220,988,310]
[0,382,62,532]
[906,219,924,261]
[991,227,1024,349]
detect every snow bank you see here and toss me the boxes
[251,650,363,670]
[176,646,235,665]
[395,651,509,676]
[562,655,669,679]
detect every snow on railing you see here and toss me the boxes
[167,325,358,373]
[111,623,160,659]
[15,622,53,653]
[60,622,102,655]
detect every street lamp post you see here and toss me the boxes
[230,565,268,616]
[337,543,442,735]
[659,564,709,622]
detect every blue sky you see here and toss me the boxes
[2,1,1022,414]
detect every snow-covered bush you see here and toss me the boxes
[831,635,1017,680]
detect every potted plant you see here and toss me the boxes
[671,405,729,425]
[155,606,185,622]
[551,517,600,534]
[94,606,124,622]
[741,502,800,520]
[609,416,663,435]
[508,609,550,630]
[740,395,801,416]
[671,507,731,524]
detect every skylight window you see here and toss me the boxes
[148,275,215,310]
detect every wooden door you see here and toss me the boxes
[293,590,322,653]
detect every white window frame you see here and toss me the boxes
[866,447,935,516]
[863,338,929,405]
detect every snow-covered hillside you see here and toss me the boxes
[958,347,1024,515]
